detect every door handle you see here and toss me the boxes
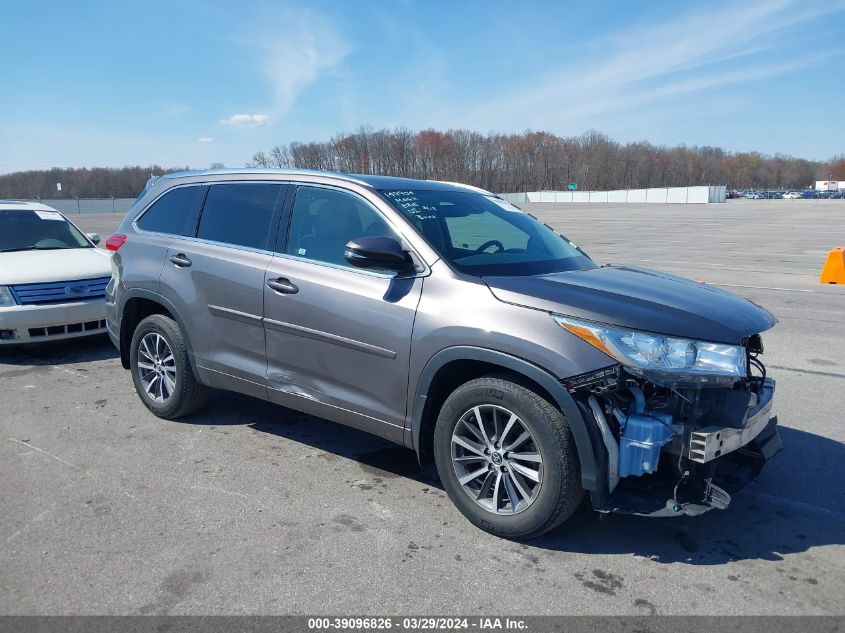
[267,278,299,294]
[169,253,192,267]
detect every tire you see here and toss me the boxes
[129,314,207,419]
[433,375,583,539]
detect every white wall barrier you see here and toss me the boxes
[707,185,727,203]
[688,187,710,204]
[626,189,647,203]
[666,187,688,203]
[500,185,725,204]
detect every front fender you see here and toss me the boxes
[409,346,601,492]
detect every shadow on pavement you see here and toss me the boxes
[531,425,845,565]
[178,390,441,486]
[175,390,845,566]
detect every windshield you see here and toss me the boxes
[381,189,595,276]
[0,209,92,252]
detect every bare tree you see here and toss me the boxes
[0,165,187,199]
[1,131,838,199]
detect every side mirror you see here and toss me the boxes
[86,232,101,245]
[345,236,410,271]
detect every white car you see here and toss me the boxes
[782,192,802,199]
[0,201,111,345]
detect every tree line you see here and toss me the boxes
[0,166,187,199]
[1,130,842,198]
[249,128,843,192]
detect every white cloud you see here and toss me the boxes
[457,0,845,133]
[198,137,214,143]
[217,8,351,135]
[244,7,351,118]
[220,114,269,127]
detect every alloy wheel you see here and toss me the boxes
[136,332,177,403]
[450,404,543,515]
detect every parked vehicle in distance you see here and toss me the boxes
[744,192,764,199]
[727,190,743,199]
[782,192,802,199]
[106,169,781,539]
[763,191,783,199]
[0,201,110,345]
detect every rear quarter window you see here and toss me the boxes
[137,186,204,235]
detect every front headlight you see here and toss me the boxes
[0,286,17,307]
[553,315,746,382]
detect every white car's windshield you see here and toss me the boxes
[0,209,92,252]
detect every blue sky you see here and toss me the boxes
[1,0,843,174]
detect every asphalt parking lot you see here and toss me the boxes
[2,199,843,615]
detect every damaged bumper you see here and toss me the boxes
[577,374,781,518]
[599,415,781,517]
[688,379,775,464]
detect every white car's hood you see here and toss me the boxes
[0,248,112,285]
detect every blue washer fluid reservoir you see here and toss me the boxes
[618,412,674,478]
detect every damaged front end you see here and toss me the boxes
[561,325,782,518]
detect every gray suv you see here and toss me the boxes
[106,169,781,539]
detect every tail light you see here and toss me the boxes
[105,234,127,252]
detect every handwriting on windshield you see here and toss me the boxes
[384,191,438,220]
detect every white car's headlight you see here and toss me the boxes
[0,286,17,307]
[553,315,746,383]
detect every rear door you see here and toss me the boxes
[127,184,205,294]
[158,182,289,398]
[263,184,423,441]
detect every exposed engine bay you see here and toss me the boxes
[566,333,782,517]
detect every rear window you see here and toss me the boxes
[137,186,203,235]
[196,183,283,250]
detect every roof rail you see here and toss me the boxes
[161,167,373,187]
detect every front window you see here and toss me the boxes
[381,189,595,276]
[287,185,400,269]
[0,209,92,252]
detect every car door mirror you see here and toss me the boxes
[86,232,101,245]
[344,236,410,271]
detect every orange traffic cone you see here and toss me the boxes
[820,247,845,284]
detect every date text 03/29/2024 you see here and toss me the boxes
[307,617,528,630]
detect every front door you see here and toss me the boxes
[263,184,422,442]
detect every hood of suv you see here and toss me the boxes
[0,248,111,285]
[483,265,776,344]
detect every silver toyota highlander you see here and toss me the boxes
[106,169,781,539]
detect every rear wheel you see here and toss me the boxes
[129,314,207,419]
[434,376,583,539]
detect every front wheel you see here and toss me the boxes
[433,376,583,539]
[129,314,207,419]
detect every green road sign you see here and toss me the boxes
[567,183,577,190]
